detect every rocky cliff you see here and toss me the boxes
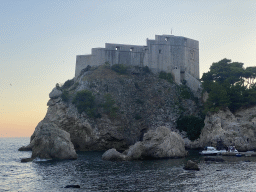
[186,106,256,151]
[20,64,256,159]
[23,65,201,156]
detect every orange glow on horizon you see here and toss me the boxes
[0,110,46,138]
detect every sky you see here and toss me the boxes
[1,0,256,137]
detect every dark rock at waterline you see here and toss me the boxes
[21,158,34,163]
[204,157,224,162]
[64,185,80,188]
[183,160,200,171]
[102,148,127,161]
[18,145,32,151]
[102,126,187,161]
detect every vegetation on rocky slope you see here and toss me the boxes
[72,90,96,117]
[176,115,204,141]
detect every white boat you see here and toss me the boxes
[199,147,226,156]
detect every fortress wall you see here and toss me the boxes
[105,50,118,65]
[92,48,106,67]
[184,71,201,93]
[171,45,185,72]
[150,44,166,72]
[186,38,199,49]
[184,38,199,79]
[148,36,189,74]
[172,68,181,85]
[146,39,175,73]
[155,35,182,44]
[75,55,94,77]
[146,40,155,52]
[104,43,145,66]
[104,50,144,66]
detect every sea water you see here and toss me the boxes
[1,137,256,192]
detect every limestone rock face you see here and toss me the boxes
[189,107,256,151]
[49,87,62,99]
[47,97,61,106]
[141,126,186,158]
[21,121,77,160]
[126,142,144,160]
[21,66,201,154]
[102,126,187,161]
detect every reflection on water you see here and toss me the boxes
[1,138,256,192]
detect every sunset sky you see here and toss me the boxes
[1,0,256,137]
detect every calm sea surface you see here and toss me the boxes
[1,137,256,192]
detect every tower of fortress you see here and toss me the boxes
[75,34,201,92]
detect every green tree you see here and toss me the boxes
[176,116,204,141]
[202,58,244,86]
[204,83,230,112]
[244,67,256,85]
[202,58,256,113]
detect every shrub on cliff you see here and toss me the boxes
[142,66,151,73]
[176,116,204,141]
[72,90,95,117]
[62,79,74,90]
[159,71,173,83]
[61,90,69,102]
[111,64,128,75]
[179,84,193,100]
[103,93,118,117]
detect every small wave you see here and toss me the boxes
[33,157,52,162]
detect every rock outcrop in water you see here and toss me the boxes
[102,148,127,161]
[102,126,187,160]
[20,121,77,160]
[186,107,256,151]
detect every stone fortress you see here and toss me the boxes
[75,34,201,93]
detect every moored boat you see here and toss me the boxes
[227,146,238,153]
[199,147,226,156]
[221,146,242,156]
